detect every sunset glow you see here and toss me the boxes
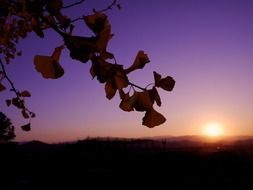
[203,123,224,137]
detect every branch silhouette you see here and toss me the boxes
[0,0,175,132]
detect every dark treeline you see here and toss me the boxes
[1,138,253,190]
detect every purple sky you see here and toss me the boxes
[1,0,253,142]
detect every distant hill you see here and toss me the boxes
[3,136,253,190]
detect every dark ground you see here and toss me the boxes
[2,138,253,190]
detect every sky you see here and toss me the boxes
[1,0,253,143]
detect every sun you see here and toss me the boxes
[203,122,224,137]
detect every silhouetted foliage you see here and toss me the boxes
[0,112,15,143]
[0,0,175,132]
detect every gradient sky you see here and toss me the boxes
[1,0,253,143]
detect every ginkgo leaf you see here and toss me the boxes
[0,82,6,91]
[90,57,115,83]
[112,67,129,90]
[21,123,31,131]
[142,109,166,128]
[6,99,11,106]
[12,98,25,109]
[34,55,64,79]
[125,51,150,74]
[133,91,153,112]
[153,71,162,86]
[51,45,64,61]
[20,90,31,97]
[91,57,128,87]
[64,35,96,63]
[118,89,126,100]
[96,24,113,53]
[83,12,107,34]
[153,71,175,91]
[101,51,114,60]
[21,109,29,119]
[148,87,161,107]
[105,81,117,100]
[158,76,175,91]
[119,92,137,112]
[84,13,113,56]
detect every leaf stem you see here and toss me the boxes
[145,83,155,89]
[128,81,146,91]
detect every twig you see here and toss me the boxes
[0,58,34,115]
[69,0,119,23]
[0,58,19,97]
[63,0,86,9]
[94,0,118,13]
[70,16,83,23]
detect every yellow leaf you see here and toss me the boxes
[34,55,64,79]
[90,57,114,83]
[30,112,36,118]
[20,90,31,97]
[84,13,113,54]
[91,58,128,86]
[142,109,166,128]
[64,35,96,63]
[159,76,175,91]
[12,98,24,109]
[133,91,153,112]
[125,51,150,74]
[148,87,161,107]
[6,99,11,106]
[118,89,126,100]
[114,69,128,89]
[21,109,29,119]
[21,123,31,131]
[51,45,64,61]
[105,81,117,100]
[0,82,6,92]
[96,24,113,53]
[83,13,107,34]
[119,92,137,112]
[154,71,175,91]
[153,71,162,86]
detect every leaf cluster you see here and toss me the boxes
[0,0,175,130]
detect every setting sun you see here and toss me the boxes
[203,122,224,137]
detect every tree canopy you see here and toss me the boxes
[0,0,175,133]
[0,112,15,143]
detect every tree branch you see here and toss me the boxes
[0,58,34,116]
[0,58,19,97]
[70,16,83,23]
[69,0,119,23]
[94,0,118,13]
